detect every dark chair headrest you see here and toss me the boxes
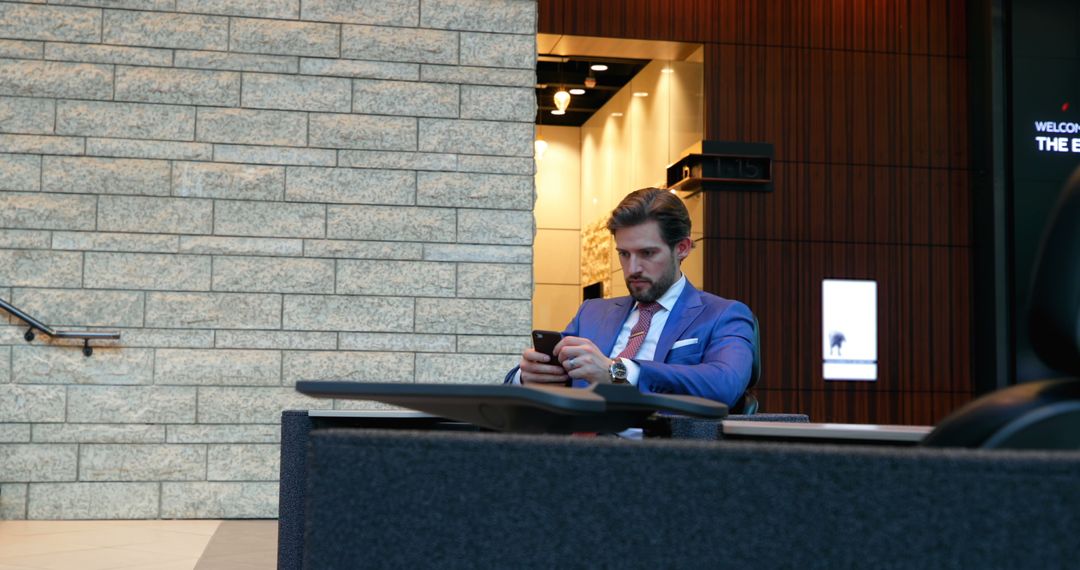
[1029,166,1080,377]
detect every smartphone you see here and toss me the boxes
[531,329,562,364]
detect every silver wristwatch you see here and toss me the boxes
[609,359,629,384]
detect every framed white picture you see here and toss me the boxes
[822,279,878,381]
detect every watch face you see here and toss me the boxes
[610,361,628,380]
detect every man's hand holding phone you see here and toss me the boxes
[521,330,570,386]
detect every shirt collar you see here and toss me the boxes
[637,274,686,314]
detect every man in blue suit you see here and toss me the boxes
[506,187,756,407]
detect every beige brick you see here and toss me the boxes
[416,353,517,383]
[173,161,285,200]
[0,134,83,155]
[215,201,325,238]
[0,96,55,135]
[213,144,336,166]
[145,292,281,329]
[351,79,458,118]
[207,444,279,480]
[0,229,50,249]
[461,32,534,69]
[457,154,534,175]
[458,208,533,245]
[195,108,306,146]
[32,424,165,444]
[0,385,64,422]
[0,346,9,383]
[176,0,299,19]
[418,171,532,210]
[282,350,413,384]
[299,58,418,80]
[339,332,454,353]
[327,204,454,242]
[51,0,174,10]
[421,64,535,87]
[0,192,94,231]
[0,482,27,518]
[0,423,31,443]
[0,444,77,482]
[86,139,213,161]
[0,153,40,191]
[0,250,82,287]
[161,481,277,517]
[231,18,339,58]
[0,4,101,43]
[302,0,417,25]
[0,60,111,99]
[416,298,530,334]
[155,349,281,386]
[0,39,42,59]
[103,10,228,50]
[457,334,531,355]
[29,482,158,519]
[116,66,240,106]
[283,294,412,332]
[179,236,303,256]
[457,263,531,299]
[98,195,213,234]
[196,387,328,423]
[13,346,154,385]
[461,85,534,122]
[421,0,536,34]
[84,252,211,291]
[308,113,416,151]
[420,118,533,157]
[11,288,143,327]
[67,386,196,423]
[303,239,423,260]
[341,25,457,64]
[166,424,280,444]
[52,231,179,254]
[215,330,336,351]
[115,328,215,349]
[241,73,350,112]
[337,259,454,296]
[44,42,172,66]
[57,100,194,141]
[80,444,205,481]
[213,256,334,294]
[285,166,414,205]
[338,150,456,172]
[175,50,298,73]
[43,156,171,196]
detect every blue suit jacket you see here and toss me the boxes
[507,281,756,407]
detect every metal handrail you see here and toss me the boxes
[0,297,120,357]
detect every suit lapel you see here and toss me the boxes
[654,282,704,362]
[595,297,634,356]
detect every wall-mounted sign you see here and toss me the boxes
[665,141,773,193]
[1033,116,1080,153]
[822,279,877,381]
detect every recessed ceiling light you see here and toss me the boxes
[568,88,585,95]
[550,109,565,115]
[661,67,674,74]
[611,112,624,117]
[590,64,608,71]
[633,92,649,97]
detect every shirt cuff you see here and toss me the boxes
[623,358,641,386]
[510,368,523,385]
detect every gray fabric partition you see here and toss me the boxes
[303,428,1080,569]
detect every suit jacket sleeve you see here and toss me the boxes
[634,300,755,407]
[502,300,590,384]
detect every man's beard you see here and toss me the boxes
[626,259,679,303]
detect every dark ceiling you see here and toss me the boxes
[536,56,650,127]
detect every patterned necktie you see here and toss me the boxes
[616,302,661,359]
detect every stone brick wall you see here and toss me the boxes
[0,0,535,519]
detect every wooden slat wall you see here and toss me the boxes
[540,0,974,424]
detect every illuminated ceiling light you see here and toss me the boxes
[633,92,649,97]
[661,67,674,74]
[590,64,608,71]
[610,112,624,117]
[534,138,548,160]
[568,88,585,95]
[550,109,565,115]
[553,89,571,112]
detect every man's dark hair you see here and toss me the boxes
[606,187,691,247]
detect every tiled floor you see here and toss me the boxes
[0,520,277,570]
